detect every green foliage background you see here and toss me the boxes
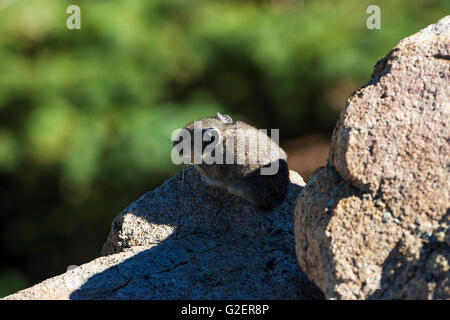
[0,0,448,296]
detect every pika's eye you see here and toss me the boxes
[203,127,220,141]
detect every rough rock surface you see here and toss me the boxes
[5,166,323,300]
[295,16,450,299]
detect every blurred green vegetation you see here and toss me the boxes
[0,0,448,296]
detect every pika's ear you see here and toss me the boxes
[217,113,233,124]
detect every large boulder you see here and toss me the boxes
[5,166,323,299]
[295,16,450,299]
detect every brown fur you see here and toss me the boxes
[174,114,290,210]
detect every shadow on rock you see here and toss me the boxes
[70,165,324,299]
[370,211,450,300]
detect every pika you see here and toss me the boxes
[172,113,290,210]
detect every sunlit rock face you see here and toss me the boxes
[295,16,450,300]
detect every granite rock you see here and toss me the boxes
[5,166,323,299]
[295,16,450,299]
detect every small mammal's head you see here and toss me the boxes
[172,113,232,161]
